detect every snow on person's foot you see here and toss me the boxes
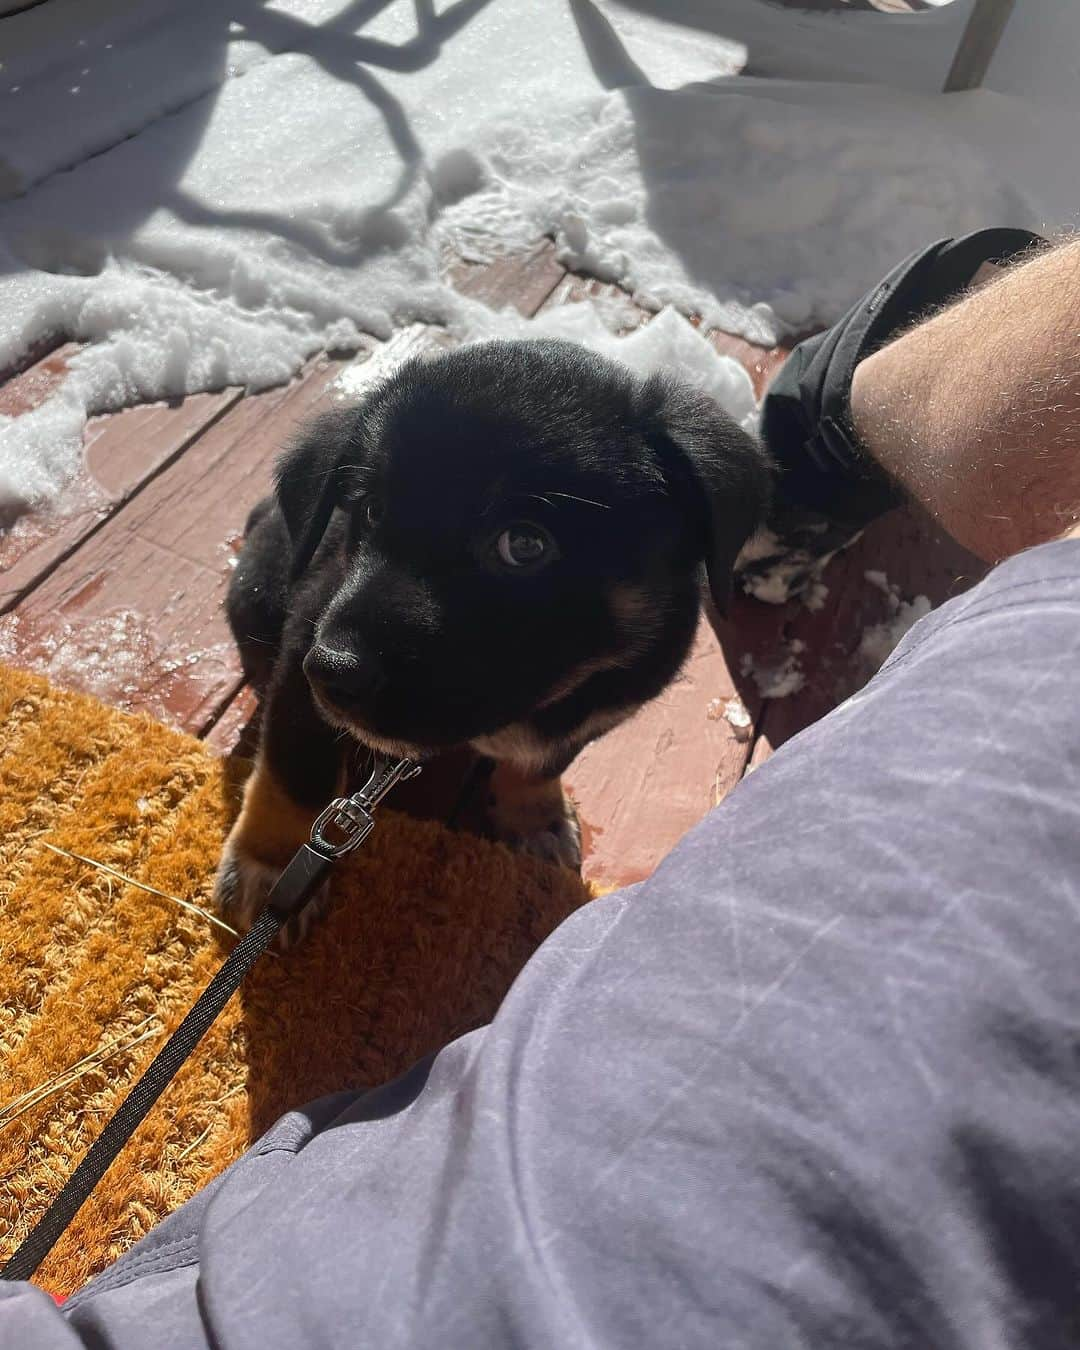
[859,570,933,674]
[0,0,1037,524]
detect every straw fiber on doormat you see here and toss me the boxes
[0,664,591,1295]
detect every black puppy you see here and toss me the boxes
[214,339,771,937]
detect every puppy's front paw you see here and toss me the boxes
[213,839,332,948]
[212,837,276,931]
[506,802,582,871]
[486,766,583,872]
[214,756,334,947]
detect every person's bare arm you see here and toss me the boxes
[850,237,1080,562]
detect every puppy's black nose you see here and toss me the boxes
[303,644,387,710]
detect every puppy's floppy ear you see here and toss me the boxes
[644,378,774,616]
[275,407,364,580]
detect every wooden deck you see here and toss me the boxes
[0,241,985,890]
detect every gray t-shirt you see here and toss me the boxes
[5,538,1080,1349]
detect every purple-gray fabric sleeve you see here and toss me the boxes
[7,537,1080,1350]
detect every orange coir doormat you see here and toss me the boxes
[0,664,591,1295]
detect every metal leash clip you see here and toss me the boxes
[309,754,422,859]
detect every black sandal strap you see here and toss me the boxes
[761,227,1045,525]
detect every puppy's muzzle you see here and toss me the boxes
[303,643,388,717]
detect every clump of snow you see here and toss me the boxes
[448,79,1030,344]
[736,530,852,607]
[332,299,758,433]
[736,527,813,603]
[723,697,753,741]
[0,0,1046,523]
[740,650,804,701]
[471,300,758,431]
[707,694,753,741]
[803,581,829,613]
[858,570,933,672]
[428,148,488,209]
[741,564,803,607]
[864,569,890,594]
[859,596,932,672]
[759,659,805,701]
[735,527,782,568]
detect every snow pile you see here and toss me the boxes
[736,522,858,607]
[859,570,932,672]
[803,580,829,613]
[707,694,753,741]
[741,567,800,607]
[448,79,1032,341]
[330,304,758,437]
[740,649,805,701]
[466,300,758,430]
[0,0,1047,523]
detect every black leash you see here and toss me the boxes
[1,754,420,1284]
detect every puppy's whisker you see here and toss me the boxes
[546,491,611,510]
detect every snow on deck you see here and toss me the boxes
[0,0,1043,526]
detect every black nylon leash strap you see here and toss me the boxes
[1,845,332,1283]
[1,752,419,1284]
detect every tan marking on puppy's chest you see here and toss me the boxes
[472,704,635,776]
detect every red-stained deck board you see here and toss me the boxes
[0,356,349,735]
[706,329,788,401]
[201,683,261,758]
[540,274,651,330]
[731,503,988,769]
[446,238,566,315]
[567,618,760,890]
[0,342,79,418]
[713,335,988,776]
[1,386,243,612]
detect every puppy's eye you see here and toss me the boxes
[494,523,556,571]
[358,495,384,529]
